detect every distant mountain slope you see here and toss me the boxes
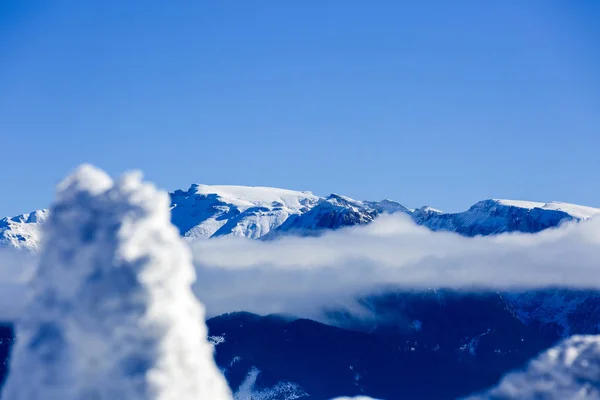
[205,291,552,400]
[412,199,600,236]
[207,289,600,399]
[170,184,320,239]
[269,194,380,237]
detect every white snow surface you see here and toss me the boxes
[496,199,600,220]
[495,199,546,209]
[2,165,231,400]
[191,184,319,210]
[418,206,443,214]
[542,202,600,220]
[467,334,600,399]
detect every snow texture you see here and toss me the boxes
[467,335,600,399]
[2,165,231,400]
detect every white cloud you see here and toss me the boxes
[190,213,600,320]
[0,248,35,322]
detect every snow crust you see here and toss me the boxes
[2,165,231,400]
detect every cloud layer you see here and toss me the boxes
[1,213,600,323]
[190,213,600,319]
[0,248,35,322]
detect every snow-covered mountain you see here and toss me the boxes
[3,184,599,250]
[0,210,48,251]
[413,199,600,236]
[170,184,320,239]
[269,194,381,237]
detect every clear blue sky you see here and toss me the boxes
[1,1,599,216]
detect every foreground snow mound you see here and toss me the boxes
[2,165,231,400]
[467,335,600,399]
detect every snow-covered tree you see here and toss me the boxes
[3,165,231,400]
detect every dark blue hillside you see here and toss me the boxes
[0,289,597,399]
[205,291,560,399]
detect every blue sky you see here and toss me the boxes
[1,1,599,216]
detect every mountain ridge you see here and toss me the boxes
[2,184,599,250]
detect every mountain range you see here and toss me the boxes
[1,184,600,399]
[3,184,599,250]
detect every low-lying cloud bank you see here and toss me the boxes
[191,213,600,319]
[1,204,600,323]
